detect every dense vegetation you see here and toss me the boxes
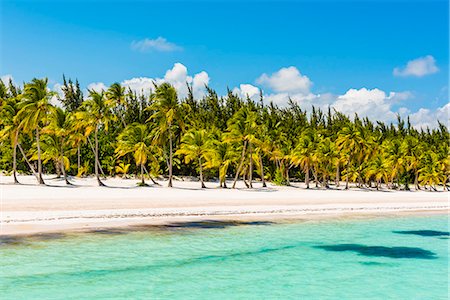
[0,77,448,191]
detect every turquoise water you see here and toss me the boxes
[1,215,448,299]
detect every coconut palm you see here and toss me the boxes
[15,78,55,185]
[290,129,316,188]
[176,129,211,188]
[106,83,127,127]
[116,123,156,185]
[336,123,363,189]
[147,83,184,187]
[42,107,73,185]
[75,90,116,186]
[0,96,22,183]
[224,107,258,188]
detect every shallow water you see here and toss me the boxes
[1,215,448,299]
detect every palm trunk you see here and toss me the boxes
[77,144,81,177]
[414,171,420,190]
[94,127,105,186]
[335,164,340,187]
[168,126,173,187]
[13,130,19,184]
[232,140,248,188]
[18,143,39,182]
[140,163,145,185]
[60,142,70,185]
[198,157,205,188]
[248,143,253,188]
[259,154,266,187]
[305,163,310,189]
[87,136,107,178]
[36,129,45,185]
[143,165,160,185]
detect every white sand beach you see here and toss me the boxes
[1,175,448,236]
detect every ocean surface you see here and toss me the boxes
[1,215,448,299]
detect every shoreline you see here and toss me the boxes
[1,175,449,236]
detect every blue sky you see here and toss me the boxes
[1,0,448,127]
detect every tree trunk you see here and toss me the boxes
[36,129,45,185]
[305,164,310,189]
[60,143,70,185]
[232,140,248,188]
[94,127,105,186]
[87,136,107,178]
[18,143,39,182]
[259,154,266,187]
[248,143,253,188]
[77,144,81,177]
[199,157,205,188]
[414,172,420,190]
[12,130,19,184]
[168,126,173,187]
[143,165,159,185]
[140,163,145,185]
[335,164,340,187]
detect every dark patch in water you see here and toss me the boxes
[393,230,449,237]
[161,220,273,229]
[360,261,388,266]
[87,229,128,235]
[0,232,67,247]
[315,244,437,259]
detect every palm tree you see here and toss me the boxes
[116,123,155,186]
[224,107,258,188]
[106,83,127,127]
[336,123,363,189]
[365,154,389,190]
[147,83,184,187]
[15,78,55,185]
[75,90,115,186]
[0,96,21,183]
[176,129,210,188]
[42,107,73,185]
[290,129,316,188]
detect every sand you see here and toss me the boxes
[1,175,448,236]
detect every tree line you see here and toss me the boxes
[0,77,448,191]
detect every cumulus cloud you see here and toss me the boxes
[232,84,260,101]
[257,66,312,94]
[131,37,182,53]
[393,55,439,77]
[87,82,108,93]
[1,74,13,84]
[408,103,450,129]
[86,63,210,100]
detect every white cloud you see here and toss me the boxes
[131,37,182,53]
[257,66,312,94]
[1,74,13,84]
[408,103,450,129]
[86,63,210,100]
[233,84,260,101]
[87,82,107,93]
[393,55,439,77]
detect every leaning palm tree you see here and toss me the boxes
[75,90,115,186]
[15,78,55,185]
[115,123,156,186]
[176,129,210,188]
[147,83,184,187]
